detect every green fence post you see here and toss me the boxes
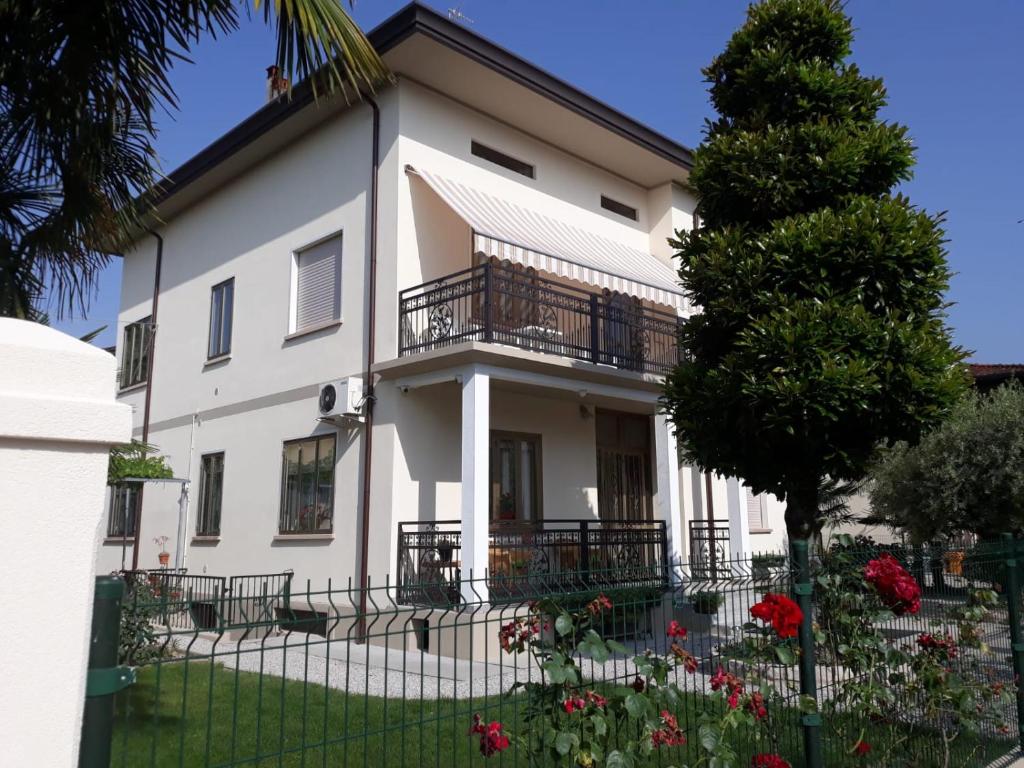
[792,539,824,768]
[999,532,1024,752]
[79,575,135,768]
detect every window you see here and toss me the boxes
[600,195,638,221]
[490,432,542,522]
[293,235,342,333]
[280,435,336,533]
[107,483,141,538]
[746,486,769,533]
[208,279,234,358]
[196,453,224,536]
[471,141,535,179]
[120,317,152,388]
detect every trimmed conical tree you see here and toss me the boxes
[663,0,967,539]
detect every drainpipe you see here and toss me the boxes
[357,95,380,639]
[131,229,163,570]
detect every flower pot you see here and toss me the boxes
[158,551,170,567]
[944,551,964,576]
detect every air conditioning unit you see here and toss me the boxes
[318,377,364,421]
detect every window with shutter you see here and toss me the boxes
[746,486,768,532]
[294,235,342,331]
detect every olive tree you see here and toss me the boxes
[662,0,966,539]
[870,383,1024,541]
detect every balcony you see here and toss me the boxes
[398,263,682,375]
[396,519,669,606]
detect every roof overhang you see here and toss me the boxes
[143,2,693,226]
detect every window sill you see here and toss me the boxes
[273,533,334,542]
[284,319,342,343]
[203,354,231,368]
[117,381,148,395]
[192,535,221,544]
[103,537,134,545]
[750,529,773,535]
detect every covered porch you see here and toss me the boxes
[383,360,685,606]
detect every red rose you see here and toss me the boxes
[864,553,921,615]
[470,715,510,757]
[651,710,686,748]
[752,755,791,768]
[750,593,803,639]
[854,740,871,756]
[667,620,688,639]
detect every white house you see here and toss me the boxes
[96,3,788,606]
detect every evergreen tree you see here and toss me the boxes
[663,0,966,539]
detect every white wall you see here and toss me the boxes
[0,320,131,767]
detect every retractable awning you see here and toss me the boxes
[408,166,687,312]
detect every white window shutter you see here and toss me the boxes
[296,235,341,330]
[746,486,764,531]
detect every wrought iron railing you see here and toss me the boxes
[396,518,669,605]
[398,263,682,374]
[688,520,732,581]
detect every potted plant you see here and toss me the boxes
[692,589,725,615]
[751,553,787,582]
[153,535,170,567]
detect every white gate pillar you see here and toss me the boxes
[460,366,490,603]
[0,319,131,766]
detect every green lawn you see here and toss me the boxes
[111,660,1014,768]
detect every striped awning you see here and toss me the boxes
[408,166,687,311]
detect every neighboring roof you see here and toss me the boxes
[968,363,1024,378]
[150,1,693,211]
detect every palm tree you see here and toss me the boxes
[0,0,391,320]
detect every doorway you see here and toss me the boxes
[595,410,653,521]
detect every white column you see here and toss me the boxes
[726,476,751,563]
[653,414,684,579]
[460,366,490,604]
[0,319,131,767]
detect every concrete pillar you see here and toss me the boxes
[726,476,751,563]
[460,366,489,603]
[0,319,131,766]
[653,414,684,578]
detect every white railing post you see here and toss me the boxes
[0,319,131,766]
[654,413,684,583]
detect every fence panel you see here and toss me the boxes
[100,542,1021,767]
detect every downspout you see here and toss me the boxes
[357,95,380,638]
[131,229,163,570]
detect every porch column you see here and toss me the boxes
[653,414,684,581]
[460,366,490,604]
[726,476,751,564]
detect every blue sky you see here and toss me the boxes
[50,0,1023,362]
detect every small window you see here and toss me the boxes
[108,483,141,538]
[600,195,638,221]
[280,434,336,533]
[746,486,769,533]
[120,317,152,389]
[208,279,234,359]
[293,235,342,332]
[471,141,535,179]
[196,453,224,536]
[490,432,542,522]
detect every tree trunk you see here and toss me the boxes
[784,483,820,541]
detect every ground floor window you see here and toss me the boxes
[280,434,336,534]
[196,453,224,536]
[107,483,141,538]
[490,432,541,522]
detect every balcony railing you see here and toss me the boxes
[398,263,683,374]
[688,521,732,581]
[397,519,669,605]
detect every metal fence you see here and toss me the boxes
[83,540,1024,767]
